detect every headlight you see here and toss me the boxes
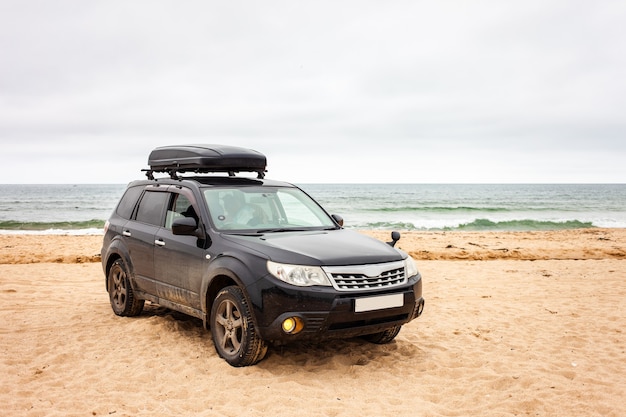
[267,261,332,287]
[404,256,419,278]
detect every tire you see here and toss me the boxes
[363,325,402,344]
[108,258,144,317]
[210,286,268,367]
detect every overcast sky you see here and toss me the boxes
[1,1,625,184]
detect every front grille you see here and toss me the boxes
[323,261,407,292]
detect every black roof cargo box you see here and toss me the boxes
[146,144,267,179]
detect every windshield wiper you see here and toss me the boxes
[256,227,310,233]
[224,231,263,236]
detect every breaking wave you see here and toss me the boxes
[0,219,105,233]
[352,218,597,231]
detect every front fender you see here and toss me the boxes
[200,253,267,328]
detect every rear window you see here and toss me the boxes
[135,191,169,226]
[115,186,143,220]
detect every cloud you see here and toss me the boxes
[1,0,625,183]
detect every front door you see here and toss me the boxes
[154,191,208,311]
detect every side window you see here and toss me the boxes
[115,186,143,220]
[165,194,197,229]
[135,191,169,226]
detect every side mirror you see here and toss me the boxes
[331,214,344,227]
[172,217,201,237]
[387,231,401,247]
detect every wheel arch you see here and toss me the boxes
[102,238,136,291]
[201,255,260,330]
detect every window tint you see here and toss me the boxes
[135,191,168,226]
[115,186,143,220]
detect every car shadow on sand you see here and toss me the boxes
[135,302,425,370]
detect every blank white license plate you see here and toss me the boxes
[354,294,404,313]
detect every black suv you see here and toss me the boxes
[101,145,424,366]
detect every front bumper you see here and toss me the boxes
[250,273,424,343]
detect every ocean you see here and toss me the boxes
[1,183,625,234]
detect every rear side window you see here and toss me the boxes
[115,186,143,220]
[135,191,169,226]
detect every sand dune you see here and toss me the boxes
[0,231,625,416]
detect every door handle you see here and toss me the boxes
[154,239,165,247]
[122,230,131,237]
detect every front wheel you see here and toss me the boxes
[362,325,402,344]
[210,286,268,367]
[108,258,144,317]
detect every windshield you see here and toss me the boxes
[203,186,337,232]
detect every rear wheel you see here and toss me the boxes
[363,325,402,344]
[108,258,144,316]
[210,286,268,367]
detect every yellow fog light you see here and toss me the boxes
[281,317,304,334]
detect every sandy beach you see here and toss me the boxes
[1,229,625,416]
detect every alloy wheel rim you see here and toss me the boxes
[111,268,127,308]
[215,299,243,355]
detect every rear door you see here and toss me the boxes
[123,186,169,295]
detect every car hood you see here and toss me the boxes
[221,229,404,266]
